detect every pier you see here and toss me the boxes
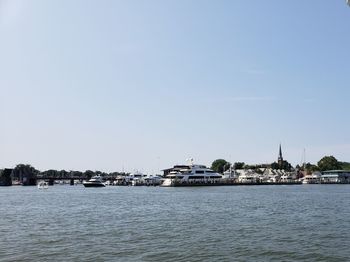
[162,179,302,187]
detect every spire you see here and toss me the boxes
[278,143,283,169]
[279,144,283,160]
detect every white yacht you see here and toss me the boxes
[129,173,162,186]
[143,175,162,186]
[83,176,105,187]
[302,172,321,184]
[125,172,148,186]
[161,165,222,187]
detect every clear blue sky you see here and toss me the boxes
[1,0,349,173]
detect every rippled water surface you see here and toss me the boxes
[1,185,350,262]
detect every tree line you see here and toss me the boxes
[3,164,129,181]
[210,156,350,174]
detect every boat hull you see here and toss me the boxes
[160,178,173,187]
[83,183,105,187]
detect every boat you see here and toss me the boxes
[222,165,238,180]
[161,164,222,187]
[83,176,106,187]
[302,172,321,184]
[129,173,162,186]
[143,175,162,186]
[299,149,321,184]
[37,181,49,189]
[128,172,147,186]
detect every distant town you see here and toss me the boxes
[1,145,350,187]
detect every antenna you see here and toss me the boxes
[186,158,194,165]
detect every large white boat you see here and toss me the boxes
[83,176,105,187]
[302,172,321,184]
[161,165,222,187]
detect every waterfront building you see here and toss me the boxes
[262,168,284,182]
[237,169,260,183]
[280,172,297,183]
[321,170,350,183]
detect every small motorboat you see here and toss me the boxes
[37,181,49,189]
[83,176,106,187]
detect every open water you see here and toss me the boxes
[0,185,350,262]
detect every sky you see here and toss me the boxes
[0,0,349,173]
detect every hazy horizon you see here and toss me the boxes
[1,0,349,173]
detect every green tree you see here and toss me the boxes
[58,170,69,179]
[211,159,230,174]
[0,169,12,186]
[12,164,39,185]
[270,160,293,171]
[270,162,279,170]
[305,163,320,173]
[233,162,245,170]
[244,164,257,170]
[83,170,95,179]
[41,169,59,178]
[68,170,83,179]
[317,156,341,171]
[339,162,350,170]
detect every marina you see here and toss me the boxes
[2,164,350,188]
[2,145,350,188]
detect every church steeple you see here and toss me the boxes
[278,144,283,169]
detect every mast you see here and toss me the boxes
[301,148,306,170]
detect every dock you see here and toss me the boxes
[164,179,302,187]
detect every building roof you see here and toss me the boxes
[322,170,350,174]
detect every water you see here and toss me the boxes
[0,185,350,262]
